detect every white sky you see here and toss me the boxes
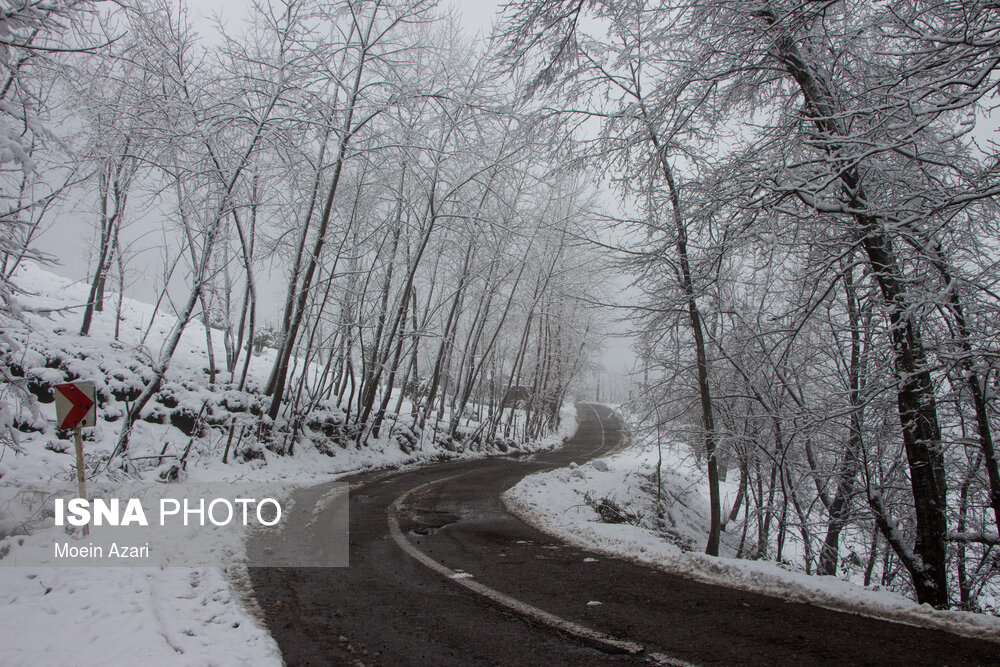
[193,0,503,39]
[40,0,505,290]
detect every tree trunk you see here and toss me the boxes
[646,120,721,557]
[267,53,366,420]
[772,24,949,606]
[818,266,867,576]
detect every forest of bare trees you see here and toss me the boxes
[0,1,602,462]
[498,0,1000,610]
[2,0,999,612]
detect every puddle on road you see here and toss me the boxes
[405,509,460,536]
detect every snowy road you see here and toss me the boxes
[249,405,996,665]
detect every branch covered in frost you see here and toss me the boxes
[947,531,1000,546]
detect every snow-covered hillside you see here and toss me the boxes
[1,261,565,483]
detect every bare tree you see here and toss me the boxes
[111,0,295,459]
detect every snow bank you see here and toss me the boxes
[502,442,1000,644]
[531,400,579,450]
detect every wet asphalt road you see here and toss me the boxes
[249,404,998,666]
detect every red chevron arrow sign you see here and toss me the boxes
[54,381,96,430]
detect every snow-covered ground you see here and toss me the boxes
[1,567,280,666]
[502,433,1000,644]
[0,262,570,665]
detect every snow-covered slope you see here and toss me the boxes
[1,262,443,487]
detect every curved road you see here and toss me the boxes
[250,404,997,665]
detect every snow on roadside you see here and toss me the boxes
[0,567,280,666]
[0,425,570,667]
[0,420,572,666]
[501,440,1000,644]
[546,401,579,447]
[0,420,573,666]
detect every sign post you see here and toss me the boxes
[54,381,96,538]
[72,425,88,537]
